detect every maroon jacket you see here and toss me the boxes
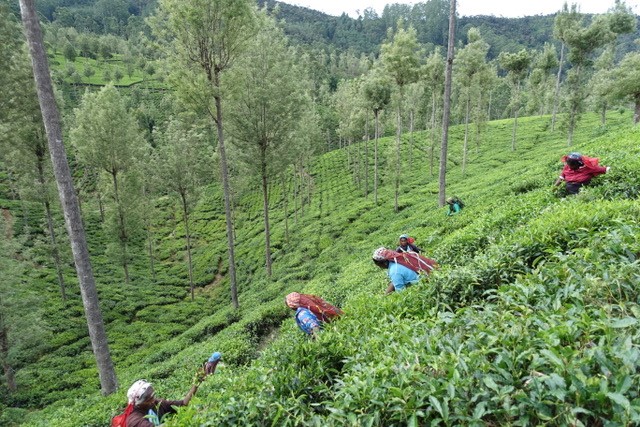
[126,399,185,427]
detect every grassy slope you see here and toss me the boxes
[9,110,640,426]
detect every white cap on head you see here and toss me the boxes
[127,380,153,406]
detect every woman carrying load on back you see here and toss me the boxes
[285,292,343,336]
[372,247,438,295]
[554,152,610,195]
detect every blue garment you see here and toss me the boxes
[387,261,419,291]
[295,307,321,335]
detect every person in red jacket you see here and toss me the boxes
[554,152,610,195]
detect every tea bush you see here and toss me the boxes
[9,112,640,426]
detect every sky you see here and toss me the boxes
[281,0,640,18]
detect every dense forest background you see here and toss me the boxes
[2,0,640,425]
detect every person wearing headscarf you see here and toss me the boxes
[445,197,462,216]
[396,234,422,253]
[285,292,343,336]
[554,152,610,195]
[123,379,198,427]
[372,247,420,295]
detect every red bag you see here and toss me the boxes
[297,294,343,323]
[111,403,134,427]
[379,249,438,274]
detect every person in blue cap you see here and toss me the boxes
[396,234,422,253]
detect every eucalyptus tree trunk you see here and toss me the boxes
[439,0,456,207]
[110,171,129,283]
[260,153,272,277]
[213,92,239,309]
[281,174,289,244]
[374,110,380,206]
[180,192,195,300]
[511,80,521,151]
[19,0,117,395]
[409,108,414,164]
[551,43,565,132]
[394,104,402,213]
[146,220,156,282]
[463,95,470,175]
[364,115,370,199]
[430,93,437,177]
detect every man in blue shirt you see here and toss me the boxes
[372,247,420,294]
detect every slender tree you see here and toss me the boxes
[152,0,257,309]
[422,48,445,177]
[498,49,531,151]
[362,68,392,206]
[70,85,146,284]
[610,52,640,125]
[439,0,456,207]
[455,27,491,174]
[527,43,558,117]
[156,117,213,298]
[380,23,421,212]
[225,15,308,277]
[18,0,117,395]
[551,2,581,131]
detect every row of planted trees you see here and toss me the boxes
[4,0,640,397]
[329,1,639,214]
[3,0,323,395]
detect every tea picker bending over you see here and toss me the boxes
[285,292,343,336]
[372,247,438,295]
[554,152,610,195]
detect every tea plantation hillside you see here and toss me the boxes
[5,111,640,426]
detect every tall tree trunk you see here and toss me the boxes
[364,115,370,199]
[394,103,401,213]
[475,91,483,154]
[430,93,437,177]
[551,42,565,132]
[36,153,66,301]
[281,174,289,244]
[567,66,581,147]
[409,108,414,164]
[601,102,607,126]
[146,221,156,282]
[293,167,299,225]
[111,171,129,284]
[213,93,239,309]
[97,191,105,223]
[19,0,117,395]
[463,95,470,175]
[374,111,379,206]
[511,80,520,151]
[261,154,272,277]
[439,0,456,207]
[634,93,640,125]
[180,192,195,301]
